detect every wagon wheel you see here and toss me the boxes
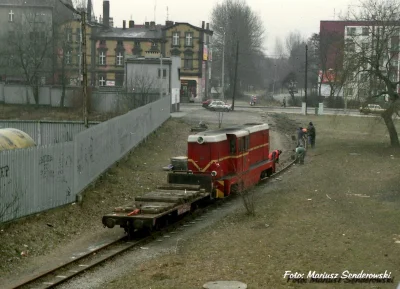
[126,223,135,240]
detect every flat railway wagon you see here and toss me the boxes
[102,123,275,237]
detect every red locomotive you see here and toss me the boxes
[186,122,275,197]
[102,123,276,237]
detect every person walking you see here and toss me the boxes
[307,122,316,148]
[295,144,306,164]
[269,149,282,164]
[282,97,286,108]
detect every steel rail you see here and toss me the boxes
[11,159,295,289]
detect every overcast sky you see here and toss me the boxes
[91,0,354,55]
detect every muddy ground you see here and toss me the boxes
[97,114,400,289]
[0,109,297,288]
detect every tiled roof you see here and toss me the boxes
[95,27,163,39]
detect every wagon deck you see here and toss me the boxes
[102,184,210,233]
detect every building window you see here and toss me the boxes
[115,73,124,86]
[360,73,368,82]
[362,27,369,36]
[158,68,167,78]
[99,75,106,86]
[99,51,106,65]
[361,42,369,50]
[345,87,353,97]
[151,41,158,50]
[8,31,15,43]
[116,52,124,66]
[65,51,71,65]
[185,32,193,47]
[8,55,15,67]
[9,10,14,22]
[172,32,179,46]
[66,28,72,42]
[76,28,81,43]
[100,40,106,45]
[135,41,140,47]
[347,27,356,36]
[77,52,81,66]
[184,53,193,69]
[346,40,355,52]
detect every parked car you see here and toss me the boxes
[359,104,385,114]
[207,100,232,112]
[202,99,214,108]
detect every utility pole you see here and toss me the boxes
[232,41,239,111]
[81,11,88,127]
[221,31,225,100]
[305,44,308,115]
[160,54,163,100]
[58,0,88,127]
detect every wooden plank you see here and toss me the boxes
[136,202,176,214]
[157,184,201,191]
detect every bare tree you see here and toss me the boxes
[274,37,286,58]
[343,0,400,146]
[211,0,265,96]
[124,72,158,111]
[285,30,303,56]
[318,30,351,104]
[0,12,54,105]
[72,0,87,8]
[54,21,77,107]
[281,31,307,104]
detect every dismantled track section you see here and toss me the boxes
[11,159,294,289]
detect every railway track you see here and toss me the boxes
[11,159,295,289]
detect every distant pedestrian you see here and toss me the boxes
[282,97,286,107]
[295,144,306,164]
[269,149,282,164]
[307,122,316,148]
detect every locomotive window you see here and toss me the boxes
[244,136,249,151]
[230,138,236,154]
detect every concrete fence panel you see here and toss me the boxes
[0,142,75,223]
[0,96,171,223]
[0,120,99,146]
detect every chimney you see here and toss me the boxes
[103,1,110,27]
[150,21,155,30]
[123,20,126,29]
[129,20,134,28]
[145,21,150,29]
[166,20,173,27]
[202,21,205,29]
[206,23,209,30]
[87,0,92,22]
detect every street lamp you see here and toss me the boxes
[58,0,88,128]
[220,28,226,101]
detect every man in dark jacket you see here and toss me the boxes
[307,122,316,148]
[297,127,304,147]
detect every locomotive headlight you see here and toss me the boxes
[211,171,217,177]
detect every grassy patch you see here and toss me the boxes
[104,114,400,289]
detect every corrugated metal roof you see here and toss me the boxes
[0,0,72,6]
[95,27,163,39]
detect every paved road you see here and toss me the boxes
[176,103,380,118]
